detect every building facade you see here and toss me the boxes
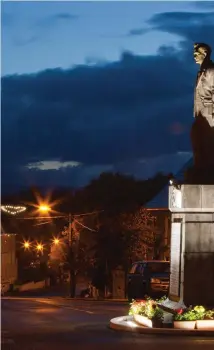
[1,234,18,292]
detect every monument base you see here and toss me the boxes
[168,184,214,308]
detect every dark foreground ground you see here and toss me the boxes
[2,297,214,350]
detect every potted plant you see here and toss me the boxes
[129,298,163,328]
[173,305,206,330]
[196,308,214,330]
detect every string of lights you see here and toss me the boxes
[1,205,27,215]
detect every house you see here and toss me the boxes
[1,233,18,293]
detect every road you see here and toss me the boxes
[2,297,214,350]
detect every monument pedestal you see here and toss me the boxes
[164,184,214,309]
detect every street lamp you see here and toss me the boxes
[36,243,44,252]
[53,237,60,245]
[38,204,51,213]
[23,241,30,249]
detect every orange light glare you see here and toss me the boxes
[39,204,50,213]
[23,241,30,249]
[36,244,43,251]
[53,238,60,245]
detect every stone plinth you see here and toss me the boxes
[168,184,214,307]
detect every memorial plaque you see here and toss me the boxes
[169,222,182,298]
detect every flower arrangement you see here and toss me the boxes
[129,297,164,321]
[129,300,146,316]
[174,305,214,321]
[204,309,214,320]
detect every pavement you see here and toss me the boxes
[110,316,214,336]
[2,297,214,350]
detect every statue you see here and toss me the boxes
[186,43,214,183]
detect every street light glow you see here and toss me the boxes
[23,241,30,249]
[53,238,60,245]
[36,243,43,251]
[39,204,51,213]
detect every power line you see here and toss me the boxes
[15,210,104,220]
[16,215,67,220]
[74,219,97,232]
[33,221,53,226]
[73,210,104,217]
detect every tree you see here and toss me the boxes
[48,238,68,282]
[49,239,68,265]
[121,208,160,264]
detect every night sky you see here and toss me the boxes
[2,1,214,193]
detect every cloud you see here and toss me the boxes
[2,52,192,165]
[2,8,214,191]
[127,10,214,58]
[27,160,82,170]
[36,12,78,29]
[148,11,214,52]
[127,28,149,36]
[54,13,78,20]
[12,35,39,47]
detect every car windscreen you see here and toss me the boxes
[129,263,143,274]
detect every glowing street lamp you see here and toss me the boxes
[39,204,51,213]
[36,243,44,251]
[23,241,30,249]
[53,238,60,245]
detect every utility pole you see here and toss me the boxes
[68,213,75,298]
[67,211,99,297]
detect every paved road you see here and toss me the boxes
[2,298,214,350]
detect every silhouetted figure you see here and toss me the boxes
[186,43,214,183]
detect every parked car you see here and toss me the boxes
[127,260,170,301]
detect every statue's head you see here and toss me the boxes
[194,43,212,65]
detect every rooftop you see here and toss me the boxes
[145,157,193,209]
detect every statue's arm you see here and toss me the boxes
[212,69,214,119]
[205,68,214,119]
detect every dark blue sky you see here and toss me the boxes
[2,1,214,192]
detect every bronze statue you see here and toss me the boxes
[189,43,214,182]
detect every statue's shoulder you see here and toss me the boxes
[206,61,214,74]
